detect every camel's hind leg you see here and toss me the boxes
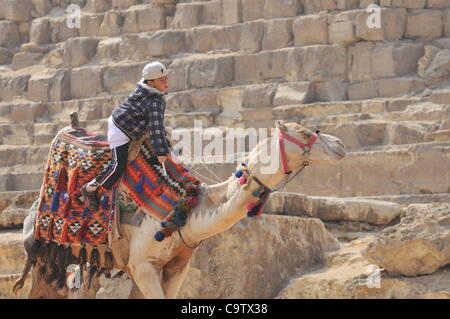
[128,262,165,299]
[161,261,190,299]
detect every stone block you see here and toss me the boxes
[49,69,71,101]
[79,14,103,37]
[378,77,425,97]
[405,10,444,39]
[426,0,450,8]
[95,38,120,59]
[444,9,450,36]
[112,0,139,9]
[356,8,407,40]
[349,41,375,82]
[264,0,303,18]
[142,30,186,57]
[70,67,103,99]
[202,0,223,25]
[26,74,51,102]
[1,0,32,22]
[301,45,347,82]
[122,9,140,34]
[137,5,166,32]
[302,0,325,13]
[315,81,348,101]
[234,54,258,84]
[11,52,42,70]
[256,49,289,80]
[348,81,379,99]
[32,0,51,17]
[273,82,315,106]
[63,37,99,67]
[0,47,8,64]
[189,56,234,88]
[293,14,328,46]
[285,48,304,82]
[262,18,294,51]
[360,0,380,8]
[171,3,203,29]
[168,58,189,92]
[223,0,242,24]
[239,21,264,53]
[98,12,124,37]
[0,75,30,102]
[190,89,218,110]
[392,0,426,8]
[189,25,240,53]
[29,18,50,45]
[57,16,79,42]
[85,0,111,12]
[103,64,141,92]
[329,20,358,44]
[166,91,193,112]
[241,0,265,22]
[371,43,424,79]
[0,21,21,48]
[243,84,277,108]
[337,0,360,9]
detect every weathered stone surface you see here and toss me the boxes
[273,82,315,106]
[80,14,104,37]
[171,2,202,29]
[32,0,51,17]
[419,48,450,87]
[11,52,42,70]
[63,37,99,67]
[189,56,234,88]
[0,230,26,275]
[256,49,289,80]
[136,5,166,32]
[98,12,123,37]
[102,64,140,92]
[0,0,32,22]
[189,25,240,53]
[365,203,450,276]
[29,18,50,45]
[112,0,139,10]
[241,0,265,22]
[378,77,425,97]
[293,13,328,46]
[168,58,189,92]
[356,8,407,40]
[405,9,444,39]
[264,0,303,18]
[56,16,79,43]
[0,21,21,48]
[25,70,70,102]
[223,0,242,25]
[446,9,450,36]
[70,66,103,99]
[328,11,359,44]
[349,41,375,82]
[262,18,294,51]
[202,0,223,25]
[95,38,120,59]
[239,21,264,53]
[140,30,184,56]
[234,54,258,84]
[0,75,30,102]
[392,0,426,8]
[371,43,424,79]
[337,0,360,9]
[0,47,8,64]
[243,84,277,108]
[302,45,348,82]
[427,0,450,8]
[85,0,111,12]
[315,81,348,101]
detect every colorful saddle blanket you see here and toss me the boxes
[35,126,201,251]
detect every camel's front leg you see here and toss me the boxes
[162,261,190,299]
[128,262,165,299]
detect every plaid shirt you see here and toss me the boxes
[111,83,170,156]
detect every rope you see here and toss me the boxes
[176,147,225,184]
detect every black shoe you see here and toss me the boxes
[81,184,98,211]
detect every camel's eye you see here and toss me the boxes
[300,128,313,138]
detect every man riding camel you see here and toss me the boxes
[81,61,171,211]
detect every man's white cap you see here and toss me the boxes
[140,61,168,82]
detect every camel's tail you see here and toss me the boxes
[12,259,33,296]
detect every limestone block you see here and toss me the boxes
[11,52,42,70]
[171,3,203,29]
[32,0,51,17]
[57,17,79,42]
[189,25,240,53]
[301,45,347,82]
[70,66,103,99]
[262,18,294,51]
[348,81,379,99]
[98,11,124,37]
[239,21,264,53]
[329,20,357,43]
[142,30,186,57]
[241,0,265,22]
[445,9,450,36]
[420,49,450,87]
[85,0,111,12]
[405,10,443,39]
[427,0,450,7]
[29,18,50,45]
[293,14,328,46]
[0,0,32,22]
[273,82,315,106]
[189,56,234,88]
[285,47,304,82]
[371,43,424,79]
[256,49,289,80]
[80,14,104,37]
[49,69,71,101]
[0,47,8,64]
[63,37,99,67]
[314,81,348,101]
[122,8,139,34]
[190,89,218,110]
[18,22,30,44]
[388,121,428,145]
[103,64,140,92]
[337,0,360,9]
[166,91,193,112]
[137,5,166,32]
[349,41,375,82]
[392,0,426,8]
[202,0,223,25]
[263,0,303,18]
[365,203,450,276]
[168,58,189,92]
[223,0,242,24]
[112,0,139,9]
[0,21,21,48]
[0,75,30,102]
[360,0,380,8]
[243,84,277,108]
[234,54,258,84]
[26,74,51,102]
[356,8,407,40]
[378,77,425,97]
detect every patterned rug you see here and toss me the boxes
[33,126,201,288]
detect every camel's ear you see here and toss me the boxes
[275,120,287,132]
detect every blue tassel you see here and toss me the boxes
[235,170,243,178]
[82,207,89,218]
[101,196,109,209]
[154,231,165,242]
[161,221,168,228]
[51,191,60,212]
[135,174,144,193]
[247,202,263,217]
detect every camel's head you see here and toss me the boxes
[275,120,345,168]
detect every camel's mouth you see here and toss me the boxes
[319,134,346,160]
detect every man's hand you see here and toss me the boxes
[157,156,167,164]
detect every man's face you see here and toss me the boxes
[148,75,169,93]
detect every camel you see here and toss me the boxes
[14,120,345,299]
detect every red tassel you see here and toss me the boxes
[47,216,54,240]
[57,167,68,192]
[68,167,79,194]
[60,220,68,244]
[63,196,71,217]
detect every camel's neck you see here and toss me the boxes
[184,137,287,242]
